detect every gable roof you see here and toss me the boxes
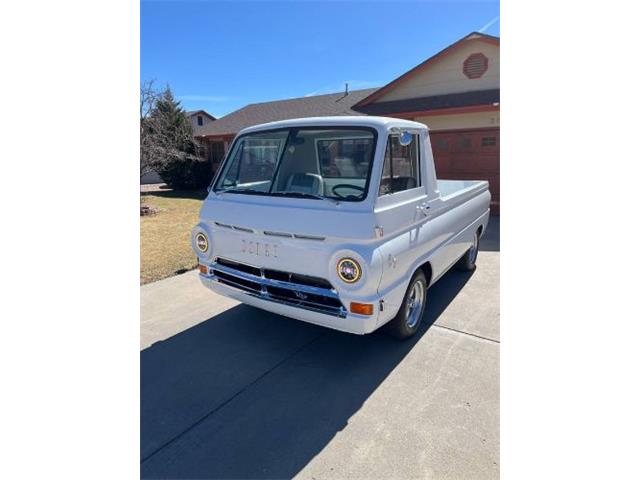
[186,110,216,121]
[196,88,377,138]
[354,32,499,108]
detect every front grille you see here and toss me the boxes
[210,257,346,317]
[217,257,261,277]
[266,285,343,310]
[262,269,333,289]
[214,270,261,292]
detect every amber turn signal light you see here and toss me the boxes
[350,302,374,315]
[198,264,208,275]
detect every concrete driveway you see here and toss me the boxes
[140,217,499,479]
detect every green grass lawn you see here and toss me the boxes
[140,190,207,284]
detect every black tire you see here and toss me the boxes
[456,230,480,271]
[385,269,427,340]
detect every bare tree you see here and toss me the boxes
[140,80,159,120]
[140,80,162,178]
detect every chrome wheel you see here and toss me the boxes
[469,233,479,263]
[405,280,425,328]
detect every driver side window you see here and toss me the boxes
[378,134,420,195]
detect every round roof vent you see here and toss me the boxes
[463,53,489,79]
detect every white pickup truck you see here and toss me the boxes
[192,116,490,338]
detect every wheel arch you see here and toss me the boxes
[418,260,433,288]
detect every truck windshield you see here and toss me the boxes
[213,127,377,201]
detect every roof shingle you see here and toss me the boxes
[195,88,377,137]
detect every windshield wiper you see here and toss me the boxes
[219,189,336,202]
[270,191,326,200]
[218,188,266,195]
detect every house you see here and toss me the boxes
[141,109,217,185]
[187,110,216,129]
[196,32,499,212]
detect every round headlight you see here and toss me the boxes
[337,258,362,283]
[195,232,209,253]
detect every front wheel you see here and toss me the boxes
[456,230,480,271]
[385,270,427,339]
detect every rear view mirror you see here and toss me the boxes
[399,131,413,146]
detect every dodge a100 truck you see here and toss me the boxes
[192,116,490,338]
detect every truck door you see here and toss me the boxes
[375,132,429,236]
[374,132,433,299]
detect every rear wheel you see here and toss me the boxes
[456,230,480,271]
[386,270,427,339]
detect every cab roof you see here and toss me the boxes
[237,116,427,136]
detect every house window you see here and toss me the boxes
[482,136,497,147]
[197,115,204,126]
[210,141,226,165]
[378,134,420,195]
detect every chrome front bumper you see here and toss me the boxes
[202,258,348,318]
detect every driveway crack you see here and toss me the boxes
[433,324,499,344]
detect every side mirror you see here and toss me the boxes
[399,131,413,146]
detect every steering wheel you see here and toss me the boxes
[332,184,365,199]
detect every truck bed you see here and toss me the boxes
[438,179,488,198]
[437,179,490,208]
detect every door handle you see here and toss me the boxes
[416,202,430,217]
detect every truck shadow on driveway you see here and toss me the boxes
[141,268,474,479]
[480,215,500,252]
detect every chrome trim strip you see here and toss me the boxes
[263,231,293,238]
[262,230,325,241]
[293,234,325,241]
[215,221,255,233]
[218,225,324,241]
[231,225,254,233]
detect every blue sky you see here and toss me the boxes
[141,1,500,117]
